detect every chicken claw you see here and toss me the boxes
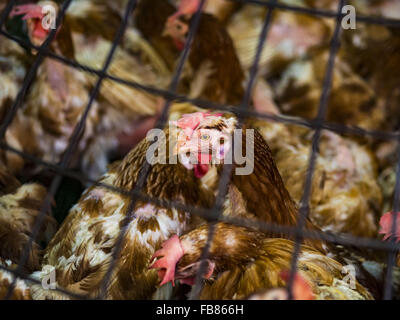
[149,235,184,287]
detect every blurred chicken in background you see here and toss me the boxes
[2,0,174,181]
[137,0,245,105]
[252,79,382,238]
[0,166,57,300]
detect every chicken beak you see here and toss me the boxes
[162,22,172,38]
[162,28,169,38]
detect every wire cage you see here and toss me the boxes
[0,0,400,300]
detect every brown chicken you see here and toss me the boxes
[159,1,245,105]
[135,0,181,70]
[251,78,383,238]
[227,5,332,76]
[227,3,387,131]
[275,47,384,130]
[0,35,31,174]
[0,167,57,300]
[150,222,373,300]
[5,1,167,181]
[340,5,400,196]
[166,110,398,300]
[169,111,324,251]
[30,125,215,300]
[0,167,56,273]
[66,0,170,179]
[280,130,382,238]
[3,1,101,176]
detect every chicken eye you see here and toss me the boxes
[200,134,210,141]
[219,137,225,144]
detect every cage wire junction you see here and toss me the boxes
[0,0,399,300]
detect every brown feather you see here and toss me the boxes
[227,127,324,251]
[135,0,180,69]
[179,13,245,105]
[0,170,57,272]
[177,223,372,300]
[38,128,215,299]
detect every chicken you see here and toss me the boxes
[67,0,169,114]
[136,0,245,104]
[275,130,382,238]
[0,167,57,300]
[337,1,400,132]
[30,125,215,300]
[135,0,181,70]
[251,79,383,238]
[0,167,57,273]
[161,1,245,105]
[169,111,324,251]
[169,100,382,242]
[64,0,122,42]
[66,0,170,179]
[250,84,393,297]
[227,5,332,75]
[274,47,384,131]
[150,222,373,300]
[65,0,176,180]
[5,1,168,181]
[226,3,387,131]
[0,35,31,174]
[3,1,101,176]
[340,8,400,199]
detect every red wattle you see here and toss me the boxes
[194,164,209,178]
[174,39,185,51]
[33,19,48,39]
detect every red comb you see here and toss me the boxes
[178,0,201,16]
[380,212,400,241]
[280,271,315,300]
[168,0,203,23]
[10,4,44,20]
[149,235,184,287]
[174,112,224,137]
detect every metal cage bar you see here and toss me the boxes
[286,0,346,299]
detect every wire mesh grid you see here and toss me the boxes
[0,0,399,300]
